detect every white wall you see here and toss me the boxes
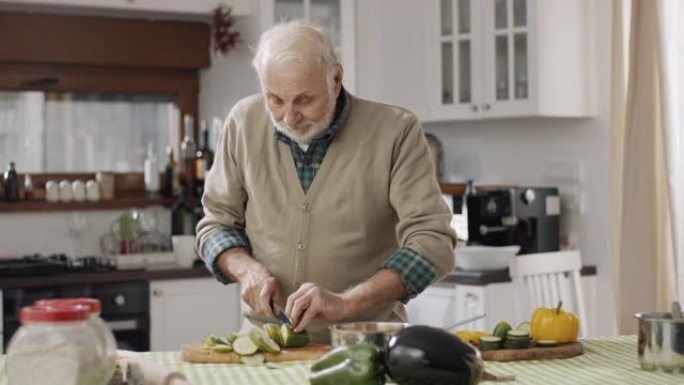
[199,14,261,128]
[0,207,170,257]
[424,0,615,336]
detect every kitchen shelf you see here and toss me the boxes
[0,194,175,213]
[439,182,466,196]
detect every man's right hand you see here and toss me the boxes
[216,248,282,318]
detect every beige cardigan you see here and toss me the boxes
[197,93,456,341]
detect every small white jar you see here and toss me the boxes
[71,180,86,202]
[85,180,100,201]
[59,180,73,202]
[45,180,60,203]
[5,304,109,385]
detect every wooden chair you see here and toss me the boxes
[509,250,589,337]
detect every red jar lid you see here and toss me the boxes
[34,298,101,314]
[20,305,89,323]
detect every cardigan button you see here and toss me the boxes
[302,204,310,212]
[297,243,306,251]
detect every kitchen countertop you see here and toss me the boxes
[0,263,597,289]
[442,265,597,286]
[0,263,213,289]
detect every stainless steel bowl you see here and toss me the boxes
[635,312,684,373]
[330,322,408,351]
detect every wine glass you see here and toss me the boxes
[66,211,88,257]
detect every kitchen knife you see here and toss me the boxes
[271,301,293,325]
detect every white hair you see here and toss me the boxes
[252,21,339,86]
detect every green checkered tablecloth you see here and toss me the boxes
[1,335,683,384]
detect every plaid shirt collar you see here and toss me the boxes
[273,88,350,148]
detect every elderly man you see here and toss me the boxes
[196,21,456,342]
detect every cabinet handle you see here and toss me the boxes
[152,289,163,297]
[481,103,491,111]
[470,104,478,112]
[465,292,478,300]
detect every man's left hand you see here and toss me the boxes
[285,283,347,332]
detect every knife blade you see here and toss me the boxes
[271,301,293,325]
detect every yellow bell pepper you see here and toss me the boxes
[530,301,579,343]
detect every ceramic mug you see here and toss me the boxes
[171,235,197,268]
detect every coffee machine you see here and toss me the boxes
[466,187,560,254]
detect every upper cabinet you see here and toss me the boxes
[356,0,595,122]
[0,0,253,18]
[260,0,357,92]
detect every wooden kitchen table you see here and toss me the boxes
[0,336,682,385]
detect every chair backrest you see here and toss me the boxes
[509,250,588,337]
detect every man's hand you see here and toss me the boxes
[240,270,282,318]
[216,248,282,318]
[285,269,408,332]
[285,283,348,332]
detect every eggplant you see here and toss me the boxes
[385,325,484,385]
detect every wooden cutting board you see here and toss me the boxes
[480,342,583,362]
[181,343,331,364]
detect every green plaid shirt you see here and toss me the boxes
[203,90,437,300]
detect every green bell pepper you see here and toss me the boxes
[309,343,384,385]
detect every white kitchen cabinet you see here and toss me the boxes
[150,278,241,351]
[355,0,594,121]
[259,0,357,93]
[0,0,253,18]
[429,0,594,120]
[407,274,597,335]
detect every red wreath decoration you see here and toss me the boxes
[212,5,241,55]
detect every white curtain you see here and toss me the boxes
[655,0,684,304]
[612,0,684,332]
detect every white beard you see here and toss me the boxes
[271,99,337,145]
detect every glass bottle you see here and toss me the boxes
[161,146,175,198]
[3,161,19,202]
[180,114,197,198]
[23,175,33,200]
[195,120,214,197]
[144,142,160,197]
[171,186,198,235]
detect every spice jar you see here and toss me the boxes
[5,304,110,385]
[35,298,117,384]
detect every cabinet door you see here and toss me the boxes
[480,0,536,117]
[150,278,240,351]
[261,0,356,92]
[454,285,486,330]
[406,284,458,328]
[428,0,483,121]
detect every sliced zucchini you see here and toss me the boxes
[211,343,233,353]
[536,340,558,348]
[263,323,284,347]
[281,324,310,348]
[249,327,281,353]
[506,330,530,339]
[492,322,512,342]
[233,335,259,356]
[478,336,502,352]
[240,353,265,365]
[516,322,531,333]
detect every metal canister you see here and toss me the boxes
[635,312,684,373]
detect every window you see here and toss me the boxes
[0,92,179,173]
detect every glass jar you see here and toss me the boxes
[34,298,117,385]
[5,305,109,385]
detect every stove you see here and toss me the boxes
[0,254,116,277]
